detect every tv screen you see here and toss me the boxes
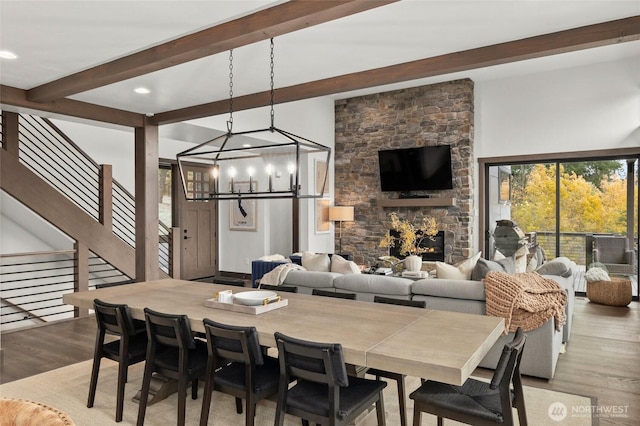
[378,146,453,192]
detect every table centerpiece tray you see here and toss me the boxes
[204,290,288,315]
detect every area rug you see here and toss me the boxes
[0,360,594,425]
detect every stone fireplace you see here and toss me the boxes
[333,79,474,266]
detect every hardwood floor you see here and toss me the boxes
[1,297,638,425]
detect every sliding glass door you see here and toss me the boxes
[486,157,638,298]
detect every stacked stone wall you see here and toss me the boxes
[333,79,474,266]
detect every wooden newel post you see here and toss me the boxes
[99,164,113,229]
[74,241,89,318]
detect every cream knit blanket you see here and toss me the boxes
[259,263,305,286]
[484,271,567,333]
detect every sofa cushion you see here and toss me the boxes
[302,252,331,272]
[333,274,413,296]
[330,254,361,275]
[471,257,516,280]
[536,257,573,277]
[435,252,481,280]
[411,279,486,301]
[282,270,340,288]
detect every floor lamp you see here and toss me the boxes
[329,206,354,254]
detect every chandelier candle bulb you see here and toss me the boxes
[288,162,296,191]
[248,166,255,192]
[229,167,236,193]
[211,166,219,194]
[266,164,273,192]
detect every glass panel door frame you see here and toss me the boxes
[479,149,639,301]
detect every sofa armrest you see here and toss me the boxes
[623,250,634,265]
[535,256,573,277]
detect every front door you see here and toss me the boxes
[180,165,217,280]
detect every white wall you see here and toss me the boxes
[475,56,639,158]
[0,192,72,254]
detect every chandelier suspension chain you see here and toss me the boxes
[227,49,234,133]
[269,38,275,129]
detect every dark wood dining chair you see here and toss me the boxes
[258,283,298,293]
[273,331,387,426]
[199,318,280,426]
[410,327,528,426]
[368,296,427,426]
[311,288,357,299]
[136,308,208,426]
[88,299,148,422]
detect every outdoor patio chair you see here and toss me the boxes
[592,235,635,275]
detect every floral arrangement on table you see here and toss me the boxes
[378,212,438,256]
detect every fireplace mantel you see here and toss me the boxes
[377,198,456,208]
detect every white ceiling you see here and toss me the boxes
[1,0,638,119]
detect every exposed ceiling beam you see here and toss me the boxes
[152,15,640,125]
[26,0,398,103]
[0,85,144,127]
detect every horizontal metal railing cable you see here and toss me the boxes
[0,250,132,329]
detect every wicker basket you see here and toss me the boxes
[586,277,632,307]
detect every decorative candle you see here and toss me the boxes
[211,165,219,194]
[266,164,273,192]
[229,167,236,193]
[287,162,296,191]
[247,166,255,193]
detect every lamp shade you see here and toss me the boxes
[329,206,354,222]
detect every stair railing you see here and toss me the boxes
[15,114,170,273]
[0,250,132,331]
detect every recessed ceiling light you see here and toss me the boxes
[242,143,252,148]
[134,87,151,94]
[0,50,18,60]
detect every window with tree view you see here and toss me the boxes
[488,158,638,297]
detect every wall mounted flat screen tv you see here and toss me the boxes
[378,145,453,192]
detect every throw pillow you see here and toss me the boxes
[302,251,330,272]
[497,256,516,274]
[513,246,529,273]
[436,252,481,280]
[330,254,361,275]
[536,257,572,277]
[526,252,539,272]
[471,257,505,281]
[492,249,506,261]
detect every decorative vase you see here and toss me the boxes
[404,255,422,272]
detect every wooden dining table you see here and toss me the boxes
[63,279,504,386]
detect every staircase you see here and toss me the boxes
[0,112,171,328]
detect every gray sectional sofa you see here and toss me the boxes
[277,257,577,379]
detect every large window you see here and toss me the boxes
[484,156,638,298]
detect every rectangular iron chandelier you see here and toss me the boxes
[176,39,331,201]
[177,128,331,200]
